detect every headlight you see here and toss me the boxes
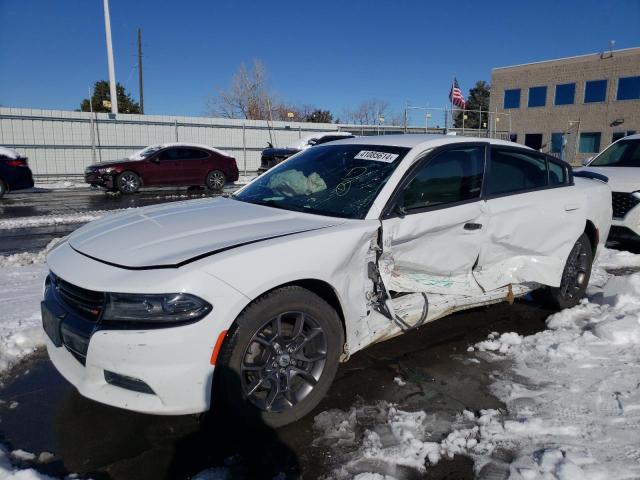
[102,292,212,324]
[98,167,116,174]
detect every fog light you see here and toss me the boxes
[104,370,155,395]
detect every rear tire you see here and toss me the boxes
[533,233,593,310]
[206,170,226,191]
[116,171,141,194]
[215,286,344,428]
[0,179,6,198]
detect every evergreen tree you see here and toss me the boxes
[305,109,333,123]
[80,81,142,114]
[454,81,490,129]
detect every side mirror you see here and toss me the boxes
[150,156,160,164]
[582,156,593,166]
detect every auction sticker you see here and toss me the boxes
[354,150,399,163]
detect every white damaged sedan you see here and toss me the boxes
[43,135,612,426]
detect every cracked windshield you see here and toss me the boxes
[234,144,410,218]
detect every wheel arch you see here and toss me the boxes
[584,219,598,256]
[226,278,348,355]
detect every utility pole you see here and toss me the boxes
[102,0,118,114]
[137,28,144,114]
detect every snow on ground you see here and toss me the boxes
[2,243,640,479]
[314,247,640,480]
[32,180,87,190]
[0,243,58,374]
[0,211,111,230]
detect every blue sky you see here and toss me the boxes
[1,0,639,120]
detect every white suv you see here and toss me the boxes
[581,134,640,242]
[43,135,611,427]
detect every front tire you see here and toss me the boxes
[216,286,344,428]
[0,178,6,198]
[116,171,141,194]
[206,170,226,191]
[534,233,593,310]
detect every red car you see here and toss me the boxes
[84,143,239,194]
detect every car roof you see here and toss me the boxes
[141,142,233,158]
[618,133,640,141]
[327,133,526,150]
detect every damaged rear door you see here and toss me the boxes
[379,143,488,295]
[473,146,582,290]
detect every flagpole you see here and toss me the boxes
[451,76,455,131]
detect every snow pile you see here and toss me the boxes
[0,211,111,230]
[0,263,47,374]
[33,180,87,190]
[595,246,640,271]
[0,241,58,374]
[471,271,640,478]
[0,239,60,268]
[313,402,482,479]
[0,446,55,479]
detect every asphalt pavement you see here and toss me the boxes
[0,186,234,255]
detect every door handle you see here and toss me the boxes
[564,204,580,212]
[464,222,482,230]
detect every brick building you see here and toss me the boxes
[489,47,640,164]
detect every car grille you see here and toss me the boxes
[51,273,104,320]
[611,192,640,219]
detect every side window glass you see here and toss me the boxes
[187,149,209,159]
[548,160,567,186]
[159,149,180,161]
[401,146,485,211]
[487,148,548,195]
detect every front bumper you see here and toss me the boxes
[44,241,251,415]
[609,199,640,241]
[84,171,115,189]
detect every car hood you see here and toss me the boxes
[67,197,345,269]
[578,166,640,193]
[86,159,138,169]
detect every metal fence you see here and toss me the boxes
[0,108,341,177]
[0,107,512,178]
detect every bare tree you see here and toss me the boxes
[208,59,277,120]
[344,99,390,125]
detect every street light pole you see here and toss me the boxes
[102,0,118,114]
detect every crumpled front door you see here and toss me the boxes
[380,201,489,295]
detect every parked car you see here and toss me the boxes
[580,134,640,242]
[84,143,239,193]
[257,131,355,174]
[0,147,34,198]
[43,135,611,427]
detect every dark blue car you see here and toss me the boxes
[0,147,34,198]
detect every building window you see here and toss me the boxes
[525,133,543,150]
[617,76,640,101]
[504,89,521,109]
[551,133,564,153]
[528,86,547,107]
[579,132,601,153]
[555,83,575,105]
[584,79,607,103]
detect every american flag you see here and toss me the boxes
[449,78,466,109]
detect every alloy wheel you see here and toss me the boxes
[120,173,139,193]
[559,239,589,301]
[208,171,225,190]
[240,311,328,413]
